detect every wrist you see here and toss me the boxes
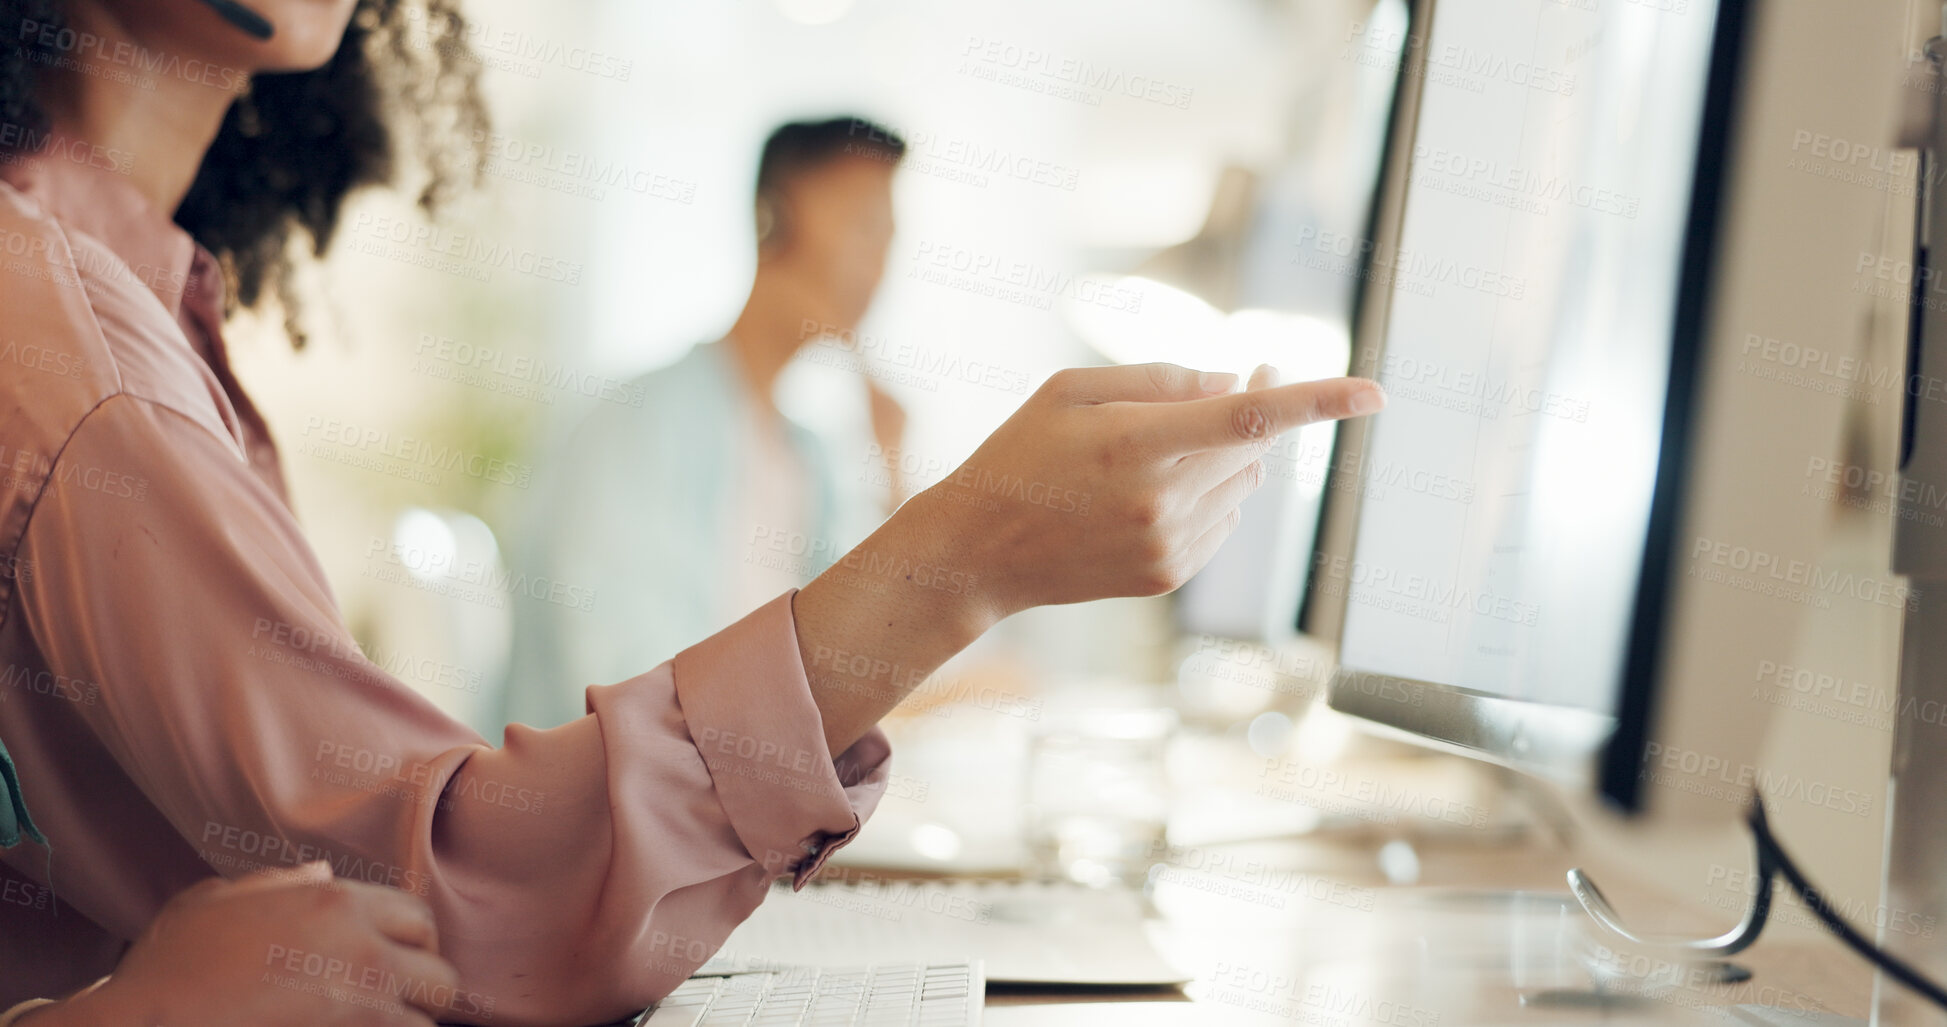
[795,487,1011,752]
[879,484,1017,634]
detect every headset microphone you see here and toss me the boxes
[194,0,275,40]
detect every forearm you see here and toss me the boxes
[794,487,1011,754]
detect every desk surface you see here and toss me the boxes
[971,829,1871,1026]
[795,710,1879,1027]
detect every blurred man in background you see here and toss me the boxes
[501,117,908,729]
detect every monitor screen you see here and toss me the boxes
[1336,0,1721,714]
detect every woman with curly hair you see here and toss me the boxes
[0,0,1382,1023]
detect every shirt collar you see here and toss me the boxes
[0,140,207,318]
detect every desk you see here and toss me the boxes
[728,706,1879,1027]
[976,829,1871,1025]
[844,714,1874,1025]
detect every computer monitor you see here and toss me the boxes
[1320,0,1875,829]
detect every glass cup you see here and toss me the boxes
[1023,707,1177,888]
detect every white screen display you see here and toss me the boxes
[1336,0,1719,712]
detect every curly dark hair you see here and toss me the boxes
[0,0,489,347]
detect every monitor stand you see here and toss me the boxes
[1564,806,1778,986]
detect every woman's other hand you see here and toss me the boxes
[47,862,462,1027]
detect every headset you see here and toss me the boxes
[196,0,274,40]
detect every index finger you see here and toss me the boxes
[1150,376,1385,454]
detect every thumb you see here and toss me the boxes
[1050,363,1238,404]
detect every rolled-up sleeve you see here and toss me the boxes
[13,394,889,1025]
[670,602,891,887]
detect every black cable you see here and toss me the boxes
[1747,796,1947,1011]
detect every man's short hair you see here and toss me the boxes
[755,117,905,208]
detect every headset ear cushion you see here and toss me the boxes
[755,197,778,244]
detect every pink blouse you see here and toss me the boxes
[0,151,889,1025]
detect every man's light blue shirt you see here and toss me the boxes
[499,342,873,729]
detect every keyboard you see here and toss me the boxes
[634,963,983,1026]
[708,879,1188,987]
